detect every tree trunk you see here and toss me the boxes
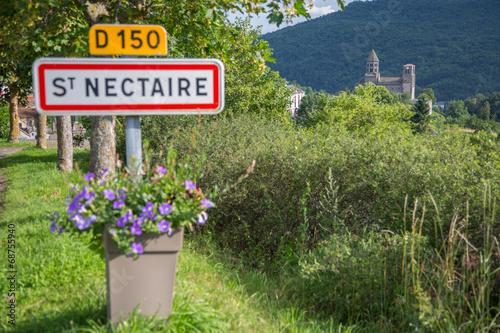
[90,116,116,175]
[7,84,19,143]
[36,114,47,149]
[57,115,73,172]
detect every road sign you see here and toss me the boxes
[89,24,167,56]
[32,58,224,116]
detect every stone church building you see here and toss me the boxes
[362,49,416,100]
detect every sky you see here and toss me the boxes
[228,0,359,35]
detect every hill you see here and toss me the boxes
[262,0,500,101]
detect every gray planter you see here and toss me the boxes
[103,227,184,324]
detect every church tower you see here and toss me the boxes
[365,49,380,84]
[402,64,416,99]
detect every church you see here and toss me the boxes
[362,49,416,100]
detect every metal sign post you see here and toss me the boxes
[125,116,142,173]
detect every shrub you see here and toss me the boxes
[0,104,9,139]
[137,112,499,268]
[302,84,412,130]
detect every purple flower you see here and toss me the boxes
[100,168,109,177]
[49,221,58,232]
[130,224,143,236]
[67,202,82,215]
[142,202,154,213]
[84,191,96,201]
[117,216,126,228]
[117,211,134,228]
[58,226,64,236]
[65,196,71,204]
[84,173,95,181]
[185,180,196,190]
[113,200,125,209]
[117,189,127,199]
[103,189,116,201]
[159,203,172,215]
[84,192,96,206]
[70,184,79,192]
[157,220,170,232]
[85,215,97,224]
[133,217,144,227]
[72,191,85,203]
[157,166,166,175]
[51,212,60,219]
[82,185,91,192]
[196,211,208,225]
[124,211,133,222]
[70,214,90,230]
[131,242,144,254]
[200,199,215,209]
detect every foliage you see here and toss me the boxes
[295,91,334,123]
[411,96,431,132]
[0,105,9,139]
[429,109,446,131]
[478,101,491,120]
[444,94,500,133]
[136,107,500,329]
[217,20,292,120]
[301,83,412,129]
[0,0,88,100]
[421,88,437,103]
[465,92,500,120]
[263,0,500,101]
[48,148,216,257]
[298,231,420,322]
[447,100,469,119]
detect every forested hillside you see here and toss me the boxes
[263,0,500,101]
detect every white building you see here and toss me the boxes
[288,85,305,117]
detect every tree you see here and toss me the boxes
[411,96,431,132]
[296,91,334,123]
[0,0,87,169]
[446,100,469,119]
[36,114,47,149]
[0,3,36,143]
[421,88,437,103]
[477,101,490,121]
[57,116,73,171]
[355,83,400,105]
[399,92,412,104]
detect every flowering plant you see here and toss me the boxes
[48,149,215,258]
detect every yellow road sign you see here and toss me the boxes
[89,24,167,56]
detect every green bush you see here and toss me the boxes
[302,84,413,130]
[137,111,499,269]
[136,88,500,330]
[0,105,9,139]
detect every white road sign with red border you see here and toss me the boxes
[32,58,224,116]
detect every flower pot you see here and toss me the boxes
[103,227,184,324]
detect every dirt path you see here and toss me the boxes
[0,147,26,212]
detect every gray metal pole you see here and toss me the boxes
[125,116,142,174]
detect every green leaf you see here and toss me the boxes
[205,8,214,19]
[267,11,284,26]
